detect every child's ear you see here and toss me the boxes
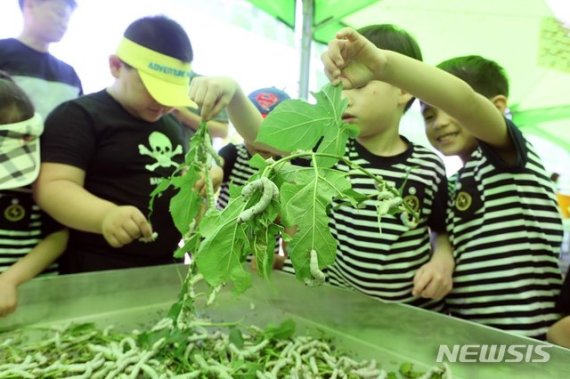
[490,95,508,114]
[108,55,122,78]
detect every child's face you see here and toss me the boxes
[421,104,478,160]
[112,61,174,122]
[27,0,73,43]
[341,80,402,138]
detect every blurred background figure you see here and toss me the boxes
[248,86,291,119]
[0,0,82,119]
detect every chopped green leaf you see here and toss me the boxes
[263,319,296,341]
[228,327,245,348]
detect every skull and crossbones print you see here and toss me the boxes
[138,131,183,171]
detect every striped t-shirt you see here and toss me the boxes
[217,143,258,209]
[446,120,563,339]
[0,187,59,275]
[324,138,448,311]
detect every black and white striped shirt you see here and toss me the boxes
[0,187,58,275]
[446,121,563,339]
[325,138,448,311]
[217,143,259,209]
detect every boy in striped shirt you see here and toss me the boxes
[191,26,456,311]
[321,25,454,311]
[322,28,562,338]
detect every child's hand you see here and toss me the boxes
[0,278,18,317]
[210,165,224,192]
[547,316,570,348]
[412,258,454,300]
[250,254,284,271]
[321,27,386,89]
[194,165,224,196]
[101,205,154,247]
[189,76,238,121]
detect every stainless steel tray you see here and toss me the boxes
[1,264,568,378]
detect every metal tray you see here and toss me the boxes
[1,264,568,378]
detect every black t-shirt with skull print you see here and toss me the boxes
[41,90,185,274]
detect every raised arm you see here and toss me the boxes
[322,28,510,150]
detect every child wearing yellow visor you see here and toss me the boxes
[34,16,204,274]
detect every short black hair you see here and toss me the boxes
[0,71,35,124]
[18,0,78,11]
[357,24,423,112]
[124,15,193,63]
[437,55,509,98]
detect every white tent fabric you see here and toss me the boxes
[343,0,569,113]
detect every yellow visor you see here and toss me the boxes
[116,37,197,108]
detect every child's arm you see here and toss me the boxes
[188,76,263,144]
[193,165,224,196]
[33,163,154,247]
[322,28,511,152]
[188,77,293,157]
[412,231,454,300]
[547,316,570,348]
[0,229,68,317]
[172,107,229,139]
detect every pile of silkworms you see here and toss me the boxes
[0,320,451,379]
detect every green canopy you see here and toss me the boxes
[247,0,379,99]
[247,0,378,44]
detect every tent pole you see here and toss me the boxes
[299,0,313,100]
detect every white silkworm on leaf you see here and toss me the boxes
[241,179,264,199]
[304,249,325,287]
[400,212,418,229]
[238,178,280,222]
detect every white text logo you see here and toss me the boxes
[436,344,551,363]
